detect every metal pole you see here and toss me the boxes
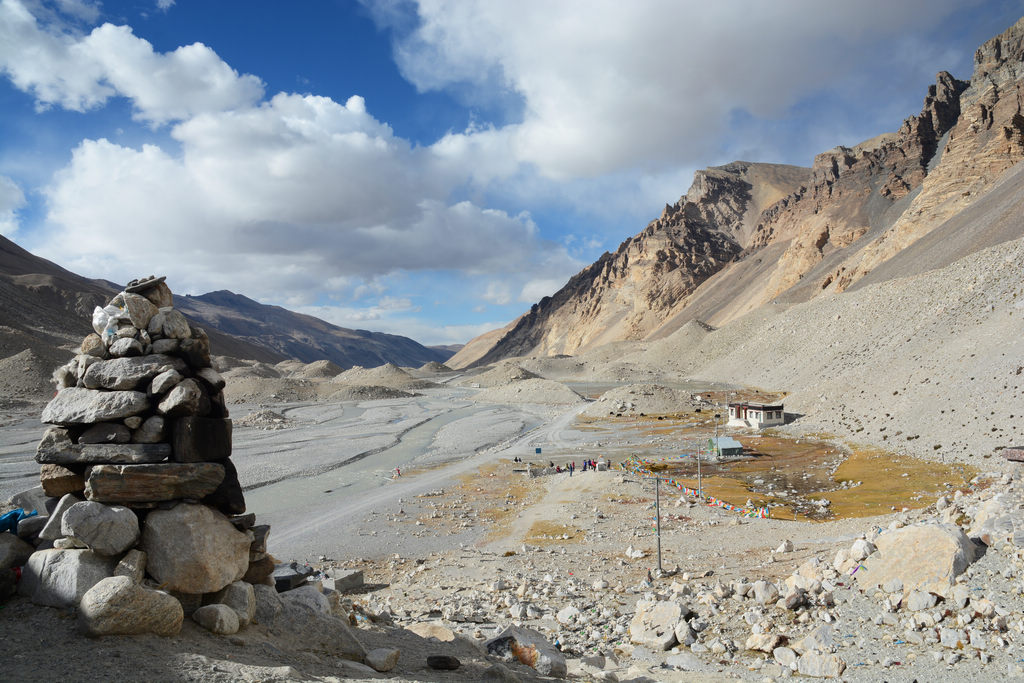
[696,442,702,499]
[654,476,662,573]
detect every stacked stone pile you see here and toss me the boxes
[5,276,279,636]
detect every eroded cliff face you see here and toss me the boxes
[822,18,1024,292]
[748,70,968,302]
[456,17,1024,369]
[457,162,808,366]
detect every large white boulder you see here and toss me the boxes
[19,549,116,608]
[61,501,139,556]
[141,503,249,594]
[855,523,977,598]
[78,575,182,636]
[629,600,686,651]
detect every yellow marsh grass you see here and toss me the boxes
[523,520,583,546]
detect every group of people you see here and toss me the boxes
[557,458,603,476]
[514,456,614,475]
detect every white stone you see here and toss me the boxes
[61,501,139,556]
[193,604,239,635]
[141,503,249,594]
[797,651,846,678]
[365,648,400,672]
[78,575,182,636]
[210,580,256,627]
[629,600,683,650]
[907,590,938,612]
[775,539,794,553]
[19,549,116,608]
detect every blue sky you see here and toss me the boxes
[1,0,1022,346]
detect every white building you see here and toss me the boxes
[728,401,785,429]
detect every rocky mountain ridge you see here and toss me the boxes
[0,235,450,376]
[452,16,1024,368]
[464,161,808,366]
[175,290,451,369]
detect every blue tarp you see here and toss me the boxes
[0,508,37,535]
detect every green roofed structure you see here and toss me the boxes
[708,436,743,457]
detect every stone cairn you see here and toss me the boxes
[8,276,274,636]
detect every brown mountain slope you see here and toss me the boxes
[0,236,285,367]
[460,16,1024,367]
[174,290,452,368]
[450,162,808,368]
[821,17,1024,293]
[0,236,450,375]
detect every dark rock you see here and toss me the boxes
[16,515,48,542]
[273,562,315,592]
[179,328,211,368]
[229,513,256,530]
[171,417,232,462]
[0,534,35,569]
[201,458,245,516]
[150,338,179,355]
[427,655,461,670]
[208,390,229,418]
[243,555,275,584]
[85,463,224,504]
[37,428,170,465]
[0,567,15,603]
[196,367,225,391]
[170,590,203,617]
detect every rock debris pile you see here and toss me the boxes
[343,468,1024,681]
[0,278,357,661]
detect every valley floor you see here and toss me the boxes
[5,384,1024,681]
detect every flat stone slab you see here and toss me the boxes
[42,388,149,426]
[1002,447,1024,462]
[82,354,186,391]
[37,427,170,465]
[325,568,364,593]
[85,463,224,504]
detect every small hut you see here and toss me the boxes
[708,436,744,457]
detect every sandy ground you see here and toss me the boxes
[1,371,1020,682]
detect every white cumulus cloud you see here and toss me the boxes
[39,91,581,302]
[0,0,263,123]
[0,175,26,237]
[380,0,983,178]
